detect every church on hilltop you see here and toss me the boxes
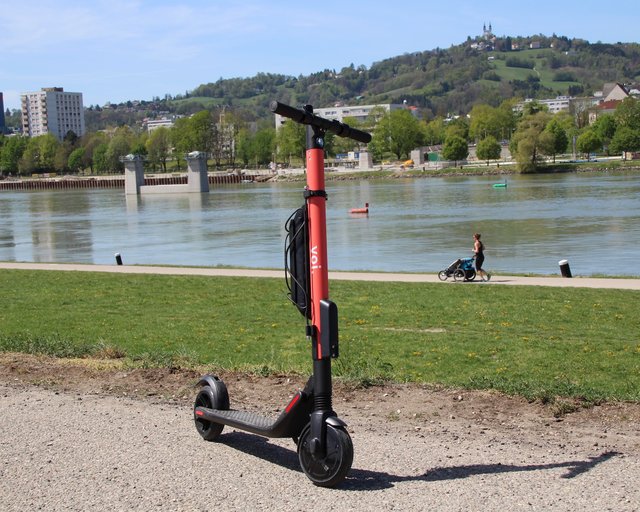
[469,23,495,51]
[483,22,493,39]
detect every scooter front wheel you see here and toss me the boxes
[297,423,353,488]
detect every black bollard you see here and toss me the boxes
[559,259,572,278]
[115,253,123,266]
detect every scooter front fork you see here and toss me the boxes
[309,358,333,457]
[308,299,341,457]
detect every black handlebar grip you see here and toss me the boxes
[269,101,307,123]
[334,122,372,144]
[270,100,372,144]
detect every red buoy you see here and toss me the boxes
[349,202,369,214]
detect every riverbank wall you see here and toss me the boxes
[0,173,266,191]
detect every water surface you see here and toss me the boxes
[1,172,638,276]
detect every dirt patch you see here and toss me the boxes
[1,352,639,454]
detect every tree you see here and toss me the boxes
[522,100,548,116]
[130,142,148,157]
[370,109,425,160]
[93,143,110,173]
[68,147,86,172]
[576,130,601,160]
[609,127,640,158]
[476,136,501,165]
[235,127,252,166]
[592,114,617,153]
[106,127,135,171]
[0,136,28,175]
[170,117,193,169]
[79,132,108,173]
[614,97,640,130]
[441,135,468,165]
[469,104,502,141]
[54,145,71,172]
[251,128,276,166]
[387,109,424,159]
[276,120,305,165]
[423,117,446,145]
[444,117,469,141]
[189,110,215,153]
[39,134,60,170]
[146,127,171,172]
[18,134,59,174]
[543,117,569,162]
[509,111,551,172]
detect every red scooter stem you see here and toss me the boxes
[270,100,371,362]
[306,148,329,359]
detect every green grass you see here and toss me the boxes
[1,269,638,402]
[490,49,582,93]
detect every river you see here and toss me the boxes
[1,171,638,276]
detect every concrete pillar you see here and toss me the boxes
[123,154,145,195]
[186,151,209,193]
[358,151,373,170]
[410,148,424,165]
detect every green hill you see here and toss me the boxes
[85,34,640,130]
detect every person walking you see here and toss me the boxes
[473,233,490,281]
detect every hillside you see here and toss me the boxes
[84,34,640,131]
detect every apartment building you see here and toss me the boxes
[21,87,85,140]
[514,96,573,114]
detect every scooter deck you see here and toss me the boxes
[195,389,314,438]
[197,408,277,434]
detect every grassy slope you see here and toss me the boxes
[1,269,638,402]
[490,49,582,93]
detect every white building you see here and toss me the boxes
[514,96,572,114]
[146,117,175,133]
[21,87,85,140]
[274,103,408,129]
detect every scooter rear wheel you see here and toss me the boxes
[297,423,353,488]
[194,384,228,441]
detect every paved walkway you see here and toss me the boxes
[2,262,640,290]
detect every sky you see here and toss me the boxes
[2,0,639,111]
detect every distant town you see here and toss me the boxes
[2,26,640,176]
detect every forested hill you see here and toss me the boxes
[85,34,640,130]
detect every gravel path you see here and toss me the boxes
[1,383,638,512]
[2,263,639,510]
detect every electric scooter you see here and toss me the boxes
[193,101,372,487]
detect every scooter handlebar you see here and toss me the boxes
[270,100,372,144]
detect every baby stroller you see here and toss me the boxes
[438,257,476,282]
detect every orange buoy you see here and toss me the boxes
[349,202,369,214]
